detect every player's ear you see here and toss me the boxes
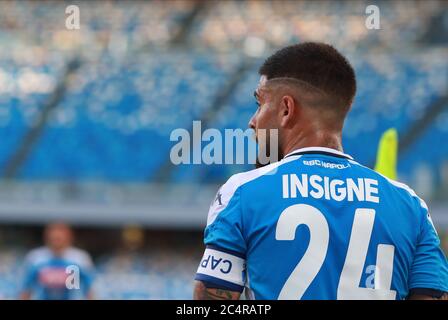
[279,95,297,128]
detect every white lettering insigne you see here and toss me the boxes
[282,174,380,203]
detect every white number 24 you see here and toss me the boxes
[275,204,396,300]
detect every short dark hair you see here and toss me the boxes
[259,42,356,113]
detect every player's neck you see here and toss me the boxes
[51,247,68,257]
[282,131,343,158]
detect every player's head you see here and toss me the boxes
[250,42,356,162]
[44,222,73,255]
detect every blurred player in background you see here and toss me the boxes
[194,42,448,300]
[20,223,95,300]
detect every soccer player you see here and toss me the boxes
[194,42,448,300]
[20,223,95,300]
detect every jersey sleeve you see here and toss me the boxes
[79,253,95,296]
[22,264,38,293]
[195,175,247,292]
[408,203,448,293]
[80,267,94,296]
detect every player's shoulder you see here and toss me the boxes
[24,247,52,266]
[65,247,94,267]
[206,158,297,226]
[222,156,298,194]
[349,159,428,211]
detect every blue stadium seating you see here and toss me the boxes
[0,0,446,194]
[0,51,446,189]
[16,52,239,181]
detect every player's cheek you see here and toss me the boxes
[256,106,269,127]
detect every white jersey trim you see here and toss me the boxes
[207,155,302,226]
[25,246,94,269]
[285,146,354,160]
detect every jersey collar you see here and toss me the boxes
[284,146,354,160]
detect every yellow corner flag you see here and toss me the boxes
[374,128,398,180]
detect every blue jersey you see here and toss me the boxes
[22,247,94,300]
[195,147,448,300]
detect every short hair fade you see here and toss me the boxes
[259,42,357,112]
